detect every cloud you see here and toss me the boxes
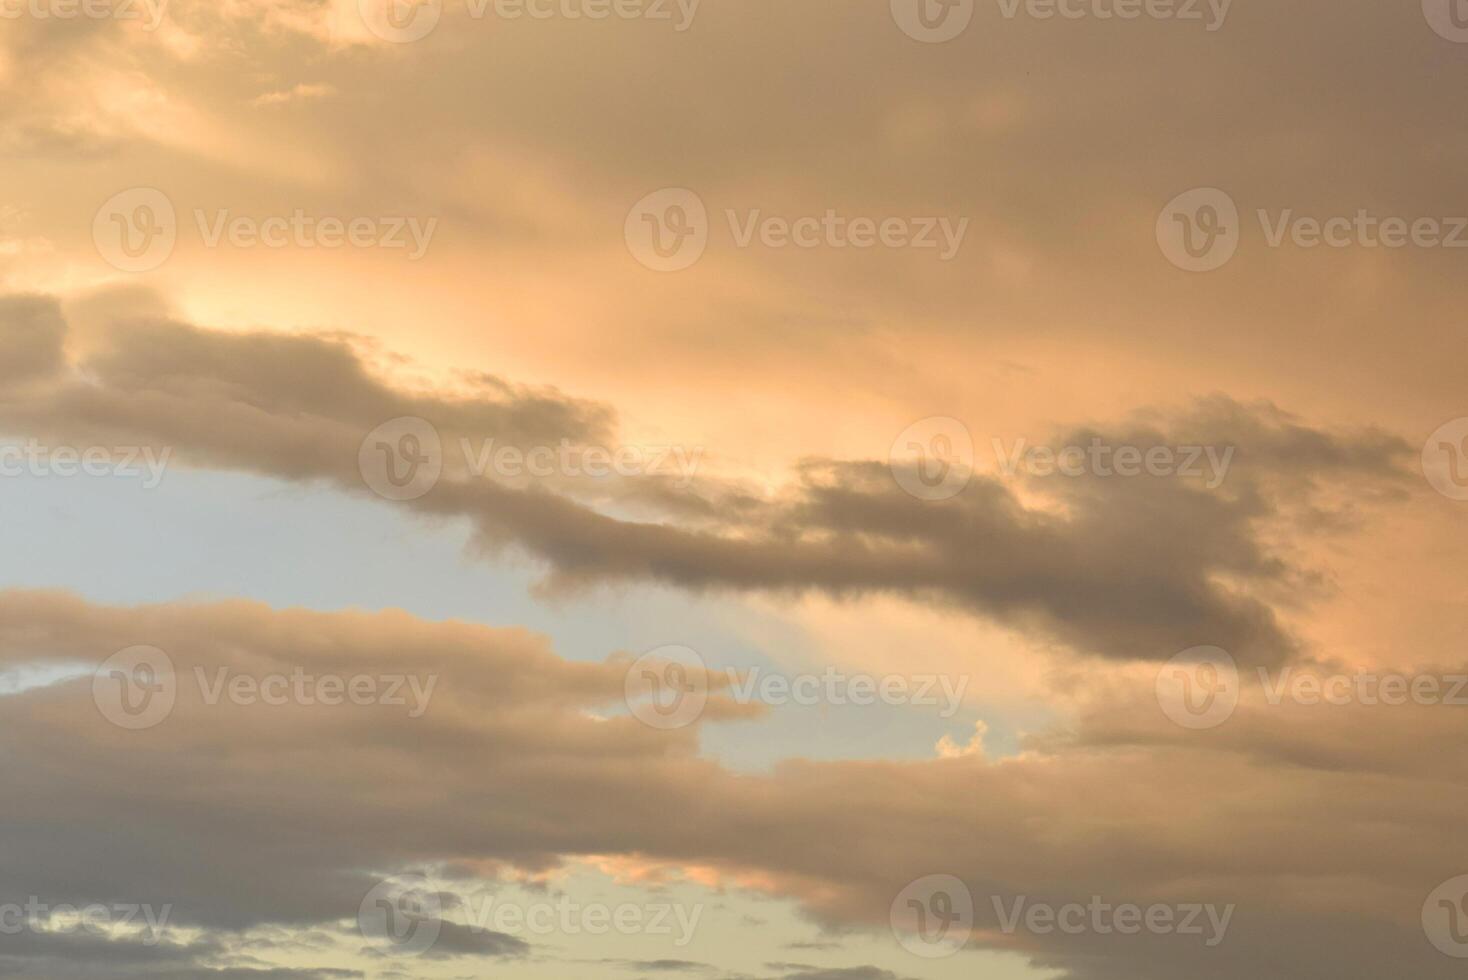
[0,3,1460,980]
[763,968,914,980]
[600,958,713,972]
[0,590,1464,980]
[405,919,530,959]
[0,293,65,384]
[0,928,361,979]
[0,296,1413,665]
[251,83,336,107]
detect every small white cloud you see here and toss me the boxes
[935,719,987,759]
[251,83,336,107]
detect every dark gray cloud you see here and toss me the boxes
[0,591,1464,980]
[599,958,713,973]
[0,294,65,385]
[0,297,1413,665]
[0,929,360,980]
[411,920,530,960]
[763,967,913,980]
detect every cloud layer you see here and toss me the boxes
[0,295,1414,665]
[1,590,1465,978]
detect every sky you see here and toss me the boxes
[1,1,1468,978]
